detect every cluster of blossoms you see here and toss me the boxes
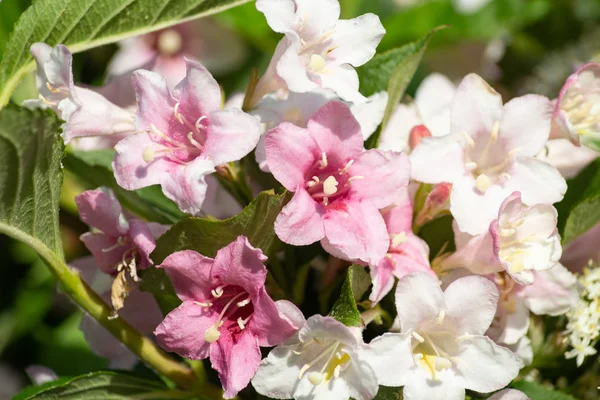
[26,0,600,399]
[565,263,600,366]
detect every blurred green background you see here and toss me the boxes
[1,0,600,398]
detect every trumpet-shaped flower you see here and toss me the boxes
[28,43,137,143]
[370,192,435,304]
[155,236,300,399]
[379,73,456,153]
[552,62,600,150]
[363,273,520,400]
[252,315,381,400]
[411,74,566,234]
[253,0,385,104]
[266,101,410,266]
[113,59,261,215]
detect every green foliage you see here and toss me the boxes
[418,215,455,259]
[510,380,577,400]
[359,30,438,148]
[329,265,371,327]
[139,267,182,315]
[14,371,170,400]
[64,149,184,224]
[555,159,600,245]
[0,0,253,106]
[373,386,403,400]
[0,105,65,260]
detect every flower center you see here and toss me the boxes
[305,153,363,206]
[196,285,254,343]
[561,80,600,137]
[296,340,352,386]
[462,121,519,193]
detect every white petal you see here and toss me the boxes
[403,369,465,400]
[359,333,413,386]
[252,345,301,399]
[444,276,499,335]
[395,273,444,332]
[351,91,388,139]
[379,103,421,153]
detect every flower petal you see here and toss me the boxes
[379,103,421,153]
[275,189,326,246]
[255,0,297,34]
[174,59,221,117]
[369,256,396,304]
[252,344,300,399]
[75,188,125,237]
[328,14,385,67]
[506,156,567,206]
[318,64,364,103]
[298,315,358,347]
[410,133,466,183]
[131,69,177,133]
[160,250,214,302]
[128,219,158,268]
[249,288,298,347]
[204,108,261,165]
[360,332,413,386]
[444,276,499,335]
[403,369,465,400]
[395,272,444,332]
[350,91,388,140]
[415,73,456,137]
[520,263,578,316]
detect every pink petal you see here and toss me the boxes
[382,191,414,234]
[265,122,320,191]
[204,108,261,165]
[349,149,410,209]
[160,250,214,303]
[210,330,261,399]
[274,189,326,246]
[249,287,298,347]
[444,276,499,335]
[322,199,389,266]
[80,233,126,275]
[158,156,214,216]
[369,256,396,304]
[211,236,268,298]
[307,101,364,164]
[128,219,157,268]
[131,69,177,134]
[155,301,217,360]
[500,94,553,157]
[75,188,126,237]
[395,272,444,332]
[174,59,221,118]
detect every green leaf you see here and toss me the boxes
[64,149,185,224]
[418,214,455,259]
[152,189,289,263]
[555,159,600,245]
[139,267,182,315]
[329,265,370,327]
[15,371,173,400]
[359,30,439,148]
[373,386,403,400]
[510,381,577,400]
[0,0,252,106]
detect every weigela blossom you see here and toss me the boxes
[370,191,435,304]
[108,19,248,87]
[379,73,456,153]
[364,273,521,400]
[253,314,384,400]
[537,138,598,179]
[253,0,385,104]
[28,43,137,144]
[411,73,566,234]
[254,89,388,171]
[552,62,600,150]
[441,192,562,285]
[113,59,261,216]
[154,236,301,398]
[266,101,410,266]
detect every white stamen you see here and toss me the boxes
[307,372,324,386]
[320,152,328,169]
[323,176,339,195]
[339,159,354,175]
[194,301,212,307]
[237,298,251,307]
[412,332,425,343]
[195,116,208,131]
[173,103,184,124]
[475,173,492,193]
[187,132,202,148]
[211,286,224,298]
[490,121,500,141]
[462,132,475,147]
[465,161,477,171]
[237,317,246,330]
[434,357,452,370]
[307,176,320,188]
[437,310,446,325]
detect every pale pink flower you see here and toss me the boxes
[252,0,385,104]
[379,73,456,153]
[252,315,382,400]
[155,236,301,399]
[411,74,566,234]
[537,138,598,179]
[551,62,600,150]
[488,389,530,400]
[75,188,168,277]
[108,19,248,88]
[370,192,435,304]
[266,101,410,265]
[362,273,521,400]
[561,222,600,272]
[113,59,261,216]
[28,43,137,144]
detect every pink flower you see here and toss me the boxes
[265,101,410,265]
[154,236,301,398]
[551,62,600,150]
[561,221,600,272]
[370,192,435,304]
[410,74,566,234]
[75,188,168,277]
[113,59,261,216]
[108,19,248,88]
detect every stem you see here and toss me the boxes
[3,226,197,389]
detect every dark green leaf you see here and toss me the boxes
[373,386,403,400]
[139,267,182,315]
[152,190,289,263]
[64,149,184,224]
[329,265,369,327]
[418,214,455,259]
[510,380,577,400]
[555,159,600,244]
[15,371,171,400]
[0,0,253,106]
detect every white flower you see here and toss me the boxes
[252,315,380,400]
[565,336,597,366]
[362,273,521,400]
[410,74,566,234]
[487,389,530,400]
[379,73,456,153]
[537,138,598,179]
[253,0,385,104]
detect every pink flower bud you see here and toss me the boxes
[408,124,432,150]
